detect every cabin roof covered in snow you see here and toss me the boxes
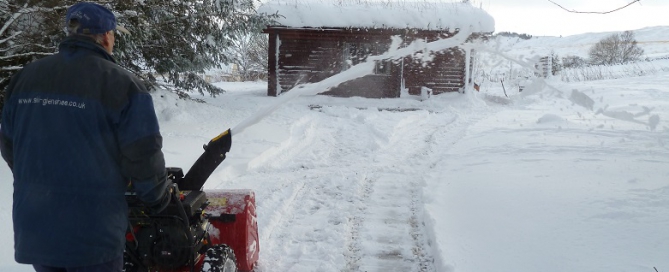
[257,1,495,33]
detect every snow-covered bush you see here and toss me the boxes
[588,30,644,66]
[560,59,669,82]
[562,55,587,69]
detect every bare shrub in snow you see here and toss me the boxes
[227,32,269,81]
[562,55,587,69]
[588,30,644,65]
[550,52,562,76]
[560,61,665,82]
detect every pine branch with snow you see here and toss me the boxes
[0,0,279,110]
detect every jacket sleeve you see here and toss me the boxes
[0,127,12,171]
[0,71,18,171]
[117,88,168,206]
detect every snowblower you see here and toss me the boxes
[123,129,258,272]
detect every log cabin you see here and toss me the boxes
[258,1,495,98]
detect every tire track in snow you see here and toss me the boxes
[249,115,318,272]
[240,102,496,272]
[344,173,374,271]
[348,106,493,272]
[416,107,497,271]
[354,172,421,272]
[409,184,433,272]
[350,112,440,272]
[405,113,465,272]
[250,110,381,272]
[403,109,492,272]
[259,179,307,248]
[255,177,310,272]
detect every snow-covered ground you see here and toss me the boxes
[491,26,669,60]
[1,30,669,272]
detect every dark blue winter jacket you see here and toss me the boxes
[0,36,168,267]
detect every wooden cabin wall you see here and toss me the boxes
[278,39,343,93]
[324,74,398,98]
[402,48,466,95]
[324,35,398,98]
[266,28,468,97]
[266,31,345,96]
[400,31,466,95]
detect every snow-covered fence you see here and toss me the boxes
[560,59,669,82]
[535,56,551,78]
[468,47,545,93]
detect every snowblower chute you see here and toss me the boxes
[124,129,259,272]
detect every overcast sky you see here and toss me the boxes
[479,0,669,36]
[264,0,668,37]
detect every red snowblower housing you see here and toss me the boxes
[123,129,259,272]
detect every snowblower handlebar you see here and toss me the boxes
[179,129,232,191]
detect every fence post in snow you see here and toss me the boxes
[421,87,432,101]
[464,47,472,93]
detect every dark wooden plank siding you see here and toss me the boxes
[402,48,466,95]
[267,32,278,96]
[265,27,469,98]
[325,75,395,98]
[277,38,343,93]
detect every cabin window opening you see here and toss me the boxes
[342,41,391,75]
[374,61,391,75]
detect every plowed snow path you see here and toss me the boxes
[209,96,495,272]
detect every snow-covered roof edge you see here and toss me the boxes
[258,1,495,33]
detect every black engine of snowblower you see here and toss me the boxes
[124,129,234,272]
[124,168,211,271]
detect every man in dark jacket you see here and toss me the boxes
[0,2,170,271]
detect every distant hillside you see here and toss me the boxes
[474,26,669,88]
[491,26,669,60]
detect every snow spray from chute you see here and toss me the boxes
[230,30,473,136]
[184,29,662,190]
[229,61,375,136]
[180,30,473,190]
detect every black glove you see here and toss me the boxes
[148,183,176,215]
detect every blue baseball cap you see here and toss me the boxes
[65,2,129,35]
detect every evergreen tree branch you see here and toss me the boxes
[0,30,21,45]
[0,3,27,37]
[0,51,52,60]
[1,0,278,102]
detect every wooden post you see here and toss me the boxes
[267,31,277,96]
[464,47,471,93]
